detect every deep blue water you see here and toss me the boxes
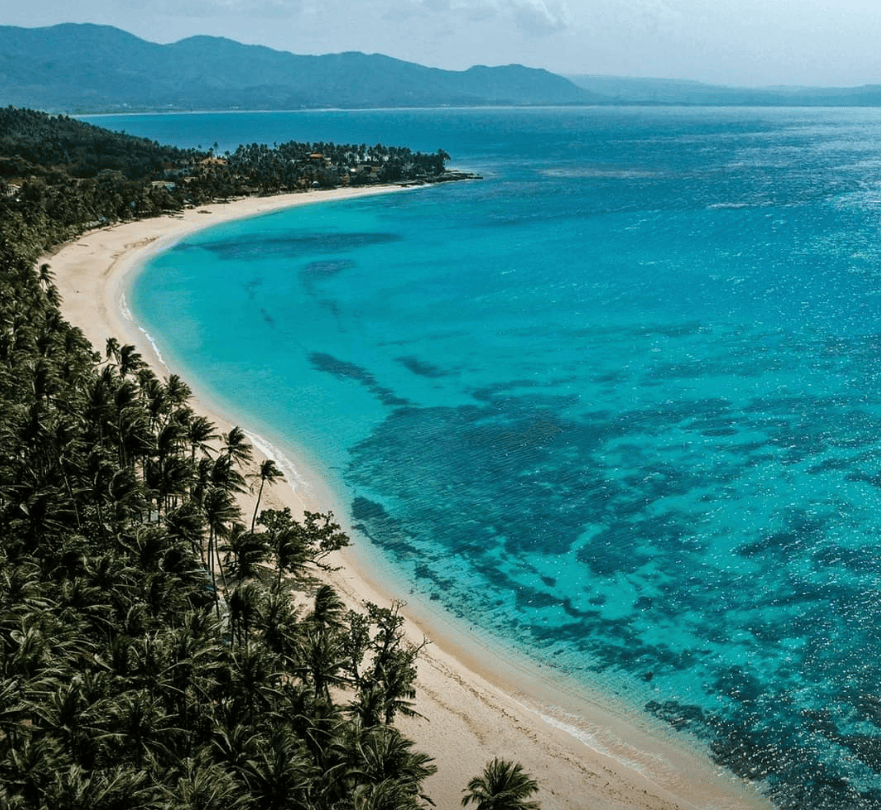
[89,108,881,808]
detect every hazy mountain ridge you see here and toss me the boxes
[567,74,881,106]
[0,23,600,112]
[4,23,881,113]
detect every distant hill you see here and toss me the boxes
[0,23,601,112]
[567,74,881,107]
[6,24,879,113]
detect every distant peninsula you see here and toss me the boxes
[0,106,477,249]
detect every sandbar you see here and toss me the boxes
[48,186,774,810]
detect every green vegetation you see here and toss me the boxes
[0,106,458,256]
[0,107,537,808]
[462,759,541,810]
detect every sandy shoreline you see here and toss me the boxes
[48,186,773,810]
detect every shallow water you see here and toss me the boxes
[103,107,881,808]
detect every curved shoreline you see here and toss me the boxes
[49,187,773,810]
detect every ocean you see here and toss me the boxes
[85,107,881,808]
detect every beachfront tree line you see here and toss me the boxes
[0,110,539,808]
[221,142,451,193]
[0,106,458,250]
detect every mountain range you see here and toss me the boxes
[0,23,599,112]
[4,23,881,113]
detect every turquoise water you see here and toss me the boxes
[95,108,881,808]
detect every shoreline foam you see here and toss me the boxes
[49,186,774,810]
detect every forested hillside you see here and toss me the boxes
[0,106,461,257]
[0,108,533,809]
[1,23,598,112]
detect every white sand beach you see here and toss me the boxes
[49,186,774,810]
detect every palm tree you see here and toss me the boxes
[347,682,387,728]
[349,778,427,810]
[117,344,145,379]
[37,262,54,290]
[186,415,218,463]
[254,583,302,667]
[145,420,189,519]
[209,454,248,498]
[212,720,259,774]
[222,426,253,467]
[331,721,436,810]
[163,374,192,410]
[301,628,348,703]
[165,501,207,564]
[105,337,120,365]
[225,641,285,717]
[160,755,247,810]
[353,602,425,725]
[30,672,109,771]
[249,459,283,533]
[228,582,264,646]
[259,509,306,586]
[221,524,269,583]
[1,734,67,808]
[109,689,183,769]
[166,611,227,731]
[461,759,541,810]
[240,726,315,810]
[44,763,158,810]
[308,585,346,634]
[201,487,240,610]
[374,648,422,726]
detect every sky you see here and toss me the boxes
[5,0,881,88]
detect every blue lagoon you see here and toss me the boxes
[93,106,881,808]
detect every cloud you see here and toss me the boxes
[404,0,570,33]
[147,0,306,19]
[628,0,682,30]
[510,0,570,33]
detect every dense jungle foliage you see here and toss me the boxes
[0,108,537,809]
[0,106,453,256]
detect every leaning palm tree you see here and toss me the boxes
[249,459,283,533]
[186,415,219,464]
[163,373,192,410]
[117,344,146,379]
[461,758,540,810]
